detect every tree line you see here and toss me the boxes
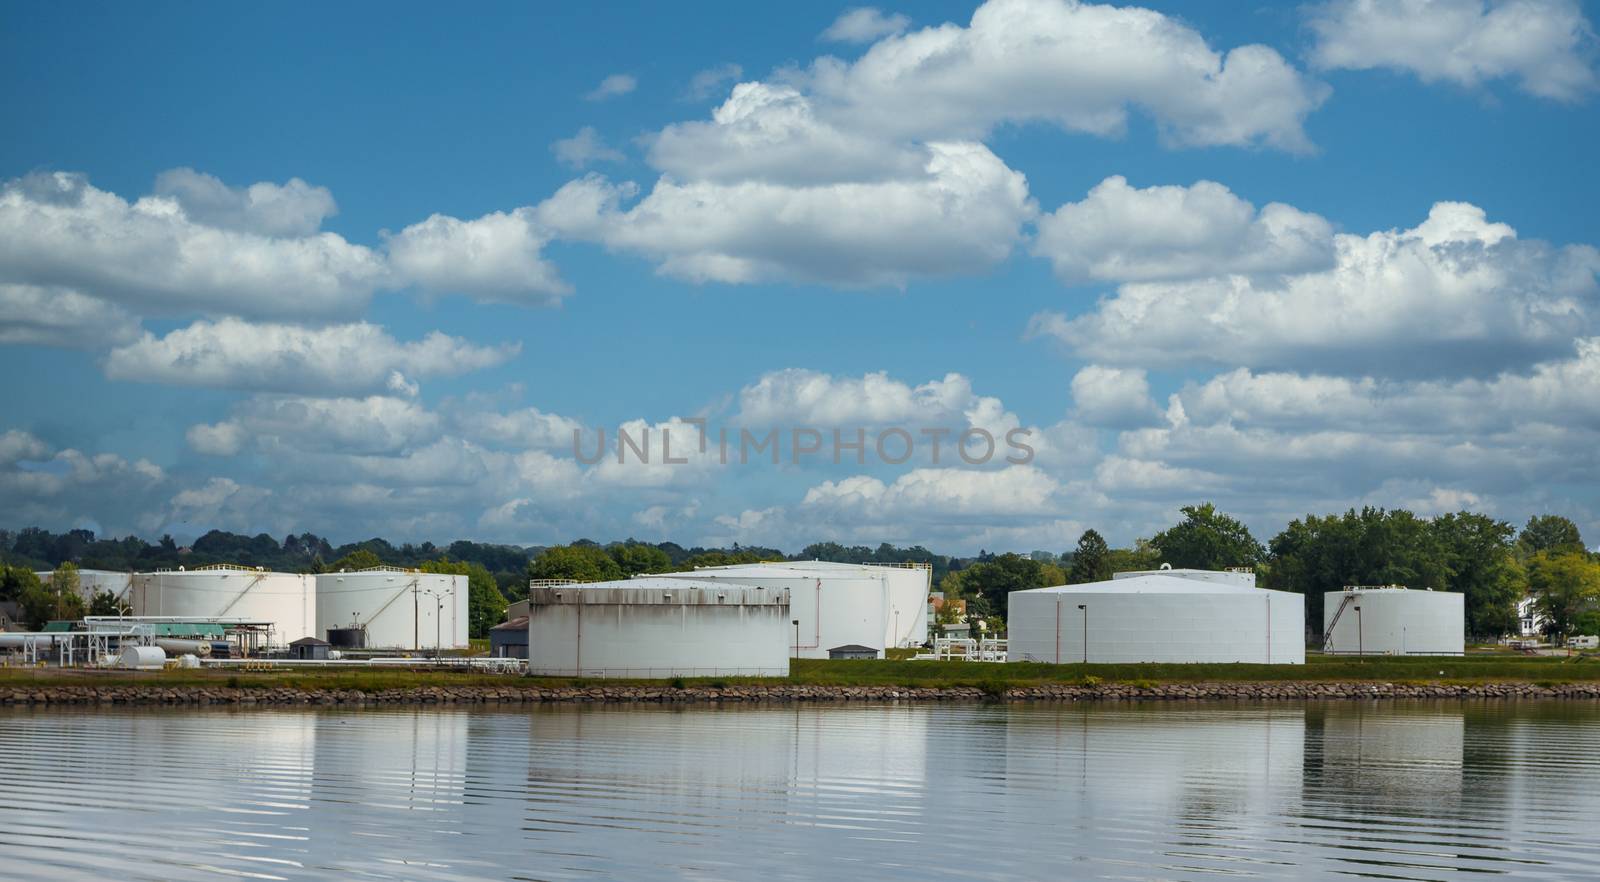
[3,504,1596,642]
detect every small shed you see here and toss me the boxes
[288,636,330,661]
[490,615,529,659]
[827,644,880,660]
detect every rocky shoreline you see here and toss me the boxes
[4,680,1600,707]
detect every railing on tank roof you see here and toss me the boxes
[529,578,582,589]
[1225,567,1254,574]
[189,563,267,572]
[353,565,418,574]
[1340,584,1409,591]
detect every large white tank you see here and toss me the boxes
[1322,588,1464,655]
[33,568,133,600]
[127,565,315,646]
[526,578,791,678]
[315,568,469,650]
[654,561,929,658]
[1009,570,1305,664]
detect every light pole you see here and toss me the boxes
[792,619,801,660]
[422,588,448,661]
[1354,605,1363,658]
[1077,604,1088,665]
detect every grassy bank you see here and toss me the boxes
[4,652,1598,692]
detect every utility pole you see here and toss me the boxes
[1078,604,1088,664]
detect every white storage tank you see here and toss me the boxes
[654,561,929,659]
[32,568,133,600]
[526,578,791,678]
[1009,569,1305,664]
[127,565,315,647]
[118,645,167,670]
[1322,587,1464,656]
[315,568,469,650]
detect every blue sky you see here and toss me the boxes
[2,0,1597,552]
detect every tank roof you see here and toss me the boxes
[530,577,789,605]
[1019,574,1276,595]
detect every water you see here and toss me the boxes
[2,701,1598,881]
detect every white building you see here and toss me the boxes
[525,578,790,678]
[654,561,930,659]
[315,567,469,650]
[127,565,315,646]
[1008,568,1304,664]
[1322,587,1464,655]
[1516,595,1549,639]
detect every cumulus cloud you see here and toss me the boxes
[821,7,912,43]
[1034,176,1335,283]
[151,167,337,237]
[190,395,444,457]
[385,208,570,305]
[809,0,1328,151]
[802,465,1062,516]
[0,433,167,536]
[551,126,627,169]
[585,73,637,100]
[1070,365,1162,427]
[1031,201,1600,377]
[1308,0,1598,100]
[0,171,386,320]
[537,140,1033,286]
[104,318,519,395]
[0,284,141,347]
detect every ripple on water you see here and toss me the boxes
[1,701,1598,881]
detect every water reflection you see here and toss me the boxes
[1,701,1598,881]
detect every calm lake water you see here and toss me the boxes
[2,701,1598,881]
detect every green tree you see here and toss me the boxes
[1433,511,1525,639]
[48,562,81,620]
[0,565,42,604]
[1518,515,1586,557]
[944,553,1052,628]
[680,550,770,568]
[1067,529,1112,583]
[607,542,673,576]
[422,558,508,639]
[1527,551,1600,641]
[1267,507,1448,632]
[527,544,624,583]
[330,549,384,571]
[88,590,132,616]
[1150,503,1265,570]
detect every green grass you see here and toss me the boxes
[3,652,1595,693]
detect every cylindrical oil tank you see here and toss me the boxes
[119,645,167,670]
[326,626,368,649]
[526,578,791,678]
[32,568,133,601]
[1323,588,1464,655]
[314,569,468,650]
[654,562,929,658]
[1009,572,1306,664]
[127,566,315,646]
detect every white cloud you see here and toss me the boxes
[537,140,1033,286]
[151,167,337,237]
[802,465,1062,516]
[585,73,637,101]
[460,405,585,450]
[191,396,443,457]
[0,430,51,465]
[736,369,981,426]
[1070,365,1161,427]
[0,283,141,347]
[551,126,627,169]
[1031,201,1600,377]
[809,0,1328,151]
[0,434,167,536]
[0,171,386,320]
[385,208,570,305]
[821,7,912,43]
[186,421,247,456]
[686,63,744,100]
[104,318,519,394]
[1034,176,1335,283]
[1308,0,1598,100]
